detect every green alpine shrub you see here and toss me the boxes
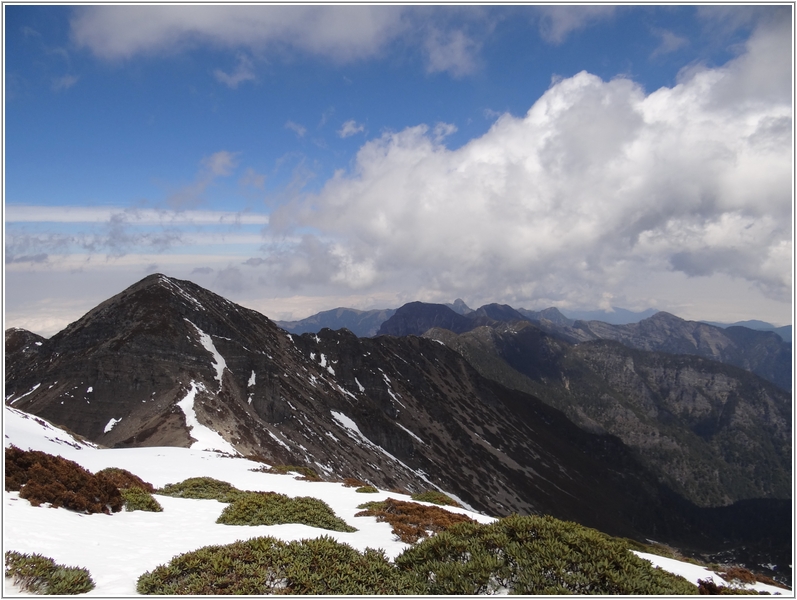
[136,535,425,595]
[157,477,245,503]
[355,485,379,493]
[259,465,322,481]
[120,487,163,512]
[395,514,698,595]
[5,551,95,595]
[217,491,357,532]
[410,489,460,506]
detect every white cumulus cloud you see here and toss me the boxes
[268,18,792,310]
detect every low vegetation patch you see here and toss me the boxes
[5,446,122,514]
[121,487,163,512]
[256,465,322,481]
[697,577,757,595]
[410,489,460,507]
[96,467,155,492]
[355,498,475,543]
[395,514,698,595]
[5,551,95,595]
[136,535,424,595]
[341,477,369,488]
[217,492,357,532]
[355,485,378,493]
[157,477,245,503]
[137,513,700,595]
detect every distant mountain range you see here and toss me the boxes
[701,320,791,343]
[279,302,791,342]
[276,307,396,337]
[5,274,791,571]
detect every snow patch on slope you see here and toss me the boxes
[4,405,98,451]
[103,418,122,434]
[8,383,41,405]
[396,423,425,444]
[176,382,239,455]
[185,319,227,389]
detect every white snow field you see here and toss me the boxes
[3,405,787,595]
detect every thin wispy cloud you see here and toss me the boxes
[651,29,689,57]
[166,151,240,209]
[536,6,617,44]
[285,121,307,138]
[213,53,256,88]
[424,28,480,77]
[337,120,365,138]
[51,74,79,91]
[6,205,269,225]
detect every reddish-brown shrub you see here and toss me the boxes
[718,566,757,585]
[96,467,156,492]
[342,477,369,488]
[5,446,122,515]
[355,498,476,543]
[697,578,756,595]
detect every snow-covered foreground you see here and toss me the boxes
[2,406,787,595]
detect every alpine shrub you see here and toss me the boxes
[355,498,475,543]
[5,551,95,595]
[395,514,698,595]
[342,477,369,488]
[697,577,756,594]
[96,467,156,492]
[5,446,122,515]
[355,485,379,493]
[217,491,357,532]
[719,566,757,585]
[410,489,460,507]
[136,535,425,595]
[121,487,163,512]
[157,477,245,503]
[260,465,322,481]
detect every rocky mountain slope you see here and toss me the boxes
[424,321,791,508]
[4,274,790,562]
[378,302,791,391]
[566,312,791,391]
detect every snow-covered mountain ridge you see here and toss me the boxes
[4,273,791,576]
[3,406,787,596]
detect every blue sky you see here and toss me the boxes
[4,4,793,336]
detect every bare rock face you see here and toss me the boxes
[4,274,790,563]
